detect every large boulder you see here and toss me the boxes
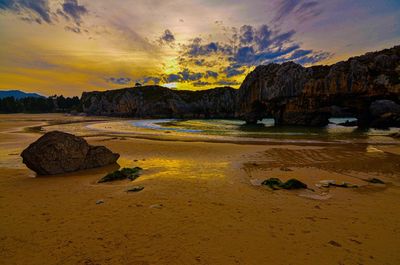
[369,100,400,128]
[21,131,120,175]
[369,100,400,117]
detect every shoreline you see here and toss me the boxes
[4,113,399,147]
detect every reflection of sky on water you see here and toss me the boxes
[129,118,398,140]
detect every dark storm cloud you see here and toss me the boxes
[106,77,132,85]
[0,0,51,23]
[61,0,87,24]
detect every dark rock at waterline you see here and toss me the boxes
[369,100,400,118]
[98,167,142,183]
[389,132,400,138]
[338,120,358,127]
[261,178,308,190]
[319,180,358,188]
[21,131,120,175]
[369,100,400,128]
[370,113,400,128]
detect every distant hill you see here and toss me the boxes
[0,90,44,99]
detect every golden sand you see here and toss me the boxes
[0,114,399,265]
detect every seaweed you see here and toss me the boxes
[261,178,283,190]
[98,167,143,183]
[261,178,308,190]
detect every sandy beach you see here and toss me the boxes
[1,114,400,265]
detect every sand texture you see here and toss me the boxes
[0,114,400,265]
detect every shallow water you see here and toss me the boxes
[129,118,399,141]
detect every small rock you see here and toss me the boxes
[389,132,400,138]
[149,204,163,209]
[261,178,282,190]
[126,186,144,192]
[96,200,104,205]
[262,178,308,190]
[280,167,293,171]
[328,240,342,247]
[364,178,385,184]
[280,179,308,190]
[318,180,358,188]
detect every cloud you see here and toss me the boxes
[0,0,52,23]
[295,1,322,21]
[106,77,132,85]
[0,0,88,28]
[183,37,233,57]
[159,29,175,45]
[137,22,333,88]
[273,0,321,23]
[239,25,255,44]
[64,25,81,34]
[205,71,218,79]
[166,74,180,83]
[192,81,210,87]
[224,66,245,78]
[164,69,204,83]
[215,80,241,86]
[61,0,87,24]
[179,24,330,69]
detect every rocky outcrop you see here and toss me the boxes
[21,131,119,175]
[236,45,400,127]
[369,100,400,128]
[81,86,237,119]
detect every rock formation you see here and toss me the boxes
[81,86,237,119]
[21,131,120,175]
[80,46,400,128]
[236,45,400,127]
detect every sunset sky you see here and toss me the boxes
[0,0,399,96]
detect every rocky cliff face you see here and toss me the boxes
[81,86,237,119]
[236,45,400,127]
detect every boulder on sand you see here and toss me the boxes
[21,131,120,175]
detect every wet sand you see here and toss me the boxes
[1,114,400,265]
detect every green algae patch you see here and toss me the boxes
[98,167,143,183]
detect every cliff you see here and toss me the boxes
[81,86,237,119]
[236,45,400,127]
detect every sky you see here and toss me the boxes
[0,0,399,97]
